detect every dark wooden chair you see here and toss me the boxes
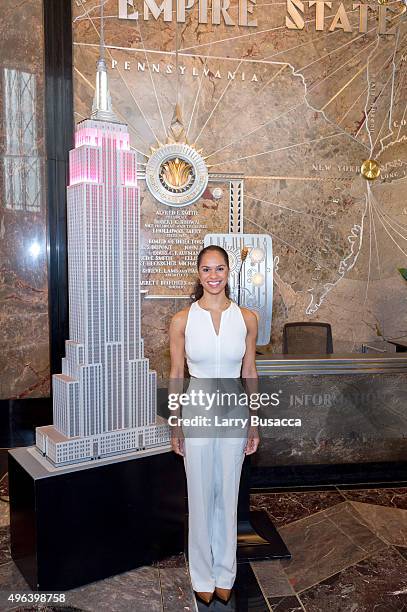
[282,322,333,354]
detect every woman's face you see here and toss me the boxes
[198,250,229,296]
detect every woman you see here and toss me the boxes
[169,245,260,605]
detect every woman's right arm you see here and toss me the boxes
[169,309,188,379]
[169,309,188,456]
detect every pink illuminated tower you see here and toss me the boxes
[36,8,169,465]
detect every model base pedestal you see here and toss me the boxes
[9,447,186,591]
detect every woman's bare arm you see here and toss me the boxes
[169,308,189,456]
[240,308,260,455]
[241,308,258,379]
[169,308,188,378]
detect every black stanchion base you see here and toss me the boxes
[237,510,291,562]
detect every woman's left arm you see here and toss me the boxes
[241,308,258,379]
[241,309,260,455]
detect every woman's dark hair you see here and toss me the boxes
[191,245,230,302]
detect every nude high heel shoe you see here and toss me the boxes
[195,591,214,604]
[215,587,232,602]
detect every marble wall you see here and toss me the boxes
[71,0,407,378]
[0,0,50,399]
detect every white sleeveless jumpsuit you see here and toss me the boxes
[184,300,248,592]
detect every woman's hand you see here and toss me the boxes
[244,425,260,455]
[171,428,185,456]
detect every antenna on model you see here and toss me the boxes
[91,0,118,122]
[100,0,105,60]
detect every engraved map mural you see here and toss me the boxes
[72,0,407,375]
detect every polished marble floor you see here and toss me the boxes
[1,457,407,611]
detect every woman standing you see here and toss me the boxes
[169,245,260,605]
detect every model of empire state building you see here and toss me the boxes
[36,34,170,466]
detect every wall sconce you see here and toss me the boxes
[251,272,265,287]
[250,247,265,264]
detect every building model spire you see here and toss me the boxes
[91,0,118,122]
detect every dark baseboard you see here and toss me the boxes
[251,461,407,490]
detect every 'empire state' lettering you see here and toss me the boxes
[118,0,257,26]
[286,0,396,34]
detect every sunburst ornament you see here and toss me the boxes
[145,104,209,207]
[159,157,194,192]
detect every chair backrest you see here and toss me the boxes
[282,322,333,354]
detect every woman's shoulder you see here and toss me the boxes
[238,306,259,329]
[170,305,192,332]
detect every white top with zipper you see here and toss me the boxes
[185,300,247,378]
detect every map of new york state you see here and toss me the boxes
[73,0,407,372]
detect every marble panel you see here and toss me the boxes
[0,0,49,400]
[159,566,196,611]
[0,450,8,478]
[0,1,45,78]
[350,500,407,547]
[299,546,407,612]
[395,546,407,561]
[0,501,10,529]
[251,559,295,598]
[141,297,186,382]
[153,552,186,568]
[267,595,303,611]
[321,502,387,552]
[250,490,346,527]
[0,472,9,529]
[278,501,385,593]
[67,566,162,612]
[0,525,11,566]
[341,487,407,509]
[0,560,30,592]
[0,473,8,497]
